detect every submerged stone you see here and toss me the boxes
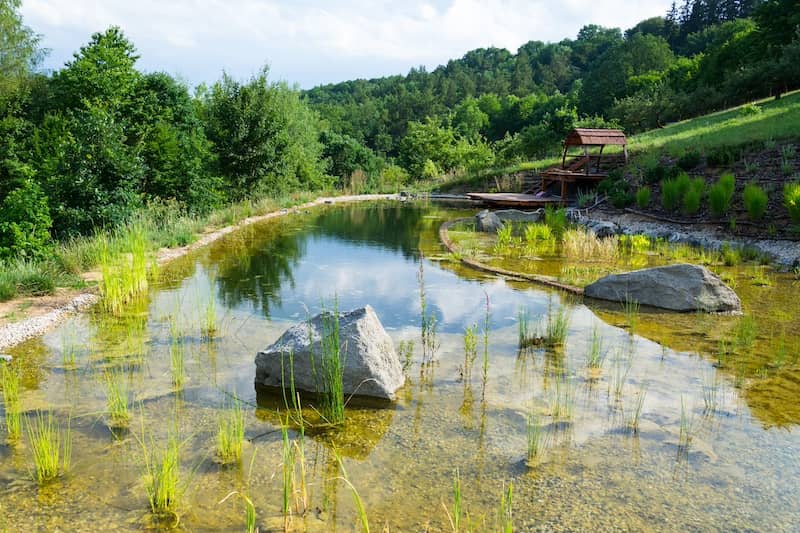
[255,305,404,400]
[584,263,742,313]
[475,210,503,233]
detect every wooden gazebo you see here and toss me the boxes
[539,128,628,199]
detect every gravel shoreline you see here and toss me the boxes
[0,194,400,352]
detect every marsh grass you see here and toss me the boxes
[98,224,151,316]
[201,282,218,340]
[678,396,696,452]
[314,299,346,425]
[609,350,633,401]
[734,315,758,351]
[141,433,181,517]
[1,363,21,441]
[622,296,640,333]
[103,369,130,428]
[169,328,185,390]
[216,399,245,464]
[549,375,576,420]
[493,223,515,255]
[624,382,648,433]
[498,482,513,533]
[418,257,439,360]
[544,299,570,347]
[702,371,720,414]
[463,324,478,382]
[280,423,296,528]
[526,414,546,466]
[482,292,491,395]
[445,469,463,532]
[517,306,531,349]
[61,325,80,366]
[562,228,619,262]
[336,453,370,533]
[749,265,772,286]
[219,491,257,533]
[27,410,72,483]
[586,326,605,370]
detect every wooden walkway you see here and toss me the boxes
[466,192,565,208]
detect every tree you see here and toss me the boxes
[0,0,43,94]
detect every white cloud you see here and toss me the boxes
[20,0,672,87]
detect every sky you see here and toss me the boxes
[21,0,673,89]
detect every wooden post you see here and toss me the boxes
[596,145,605,173]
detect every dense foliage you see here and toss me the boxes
[0,0,798,260]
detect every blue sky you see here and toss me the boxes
[21,0,673,89]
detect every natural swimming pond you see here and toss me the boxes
[2,201,800,531]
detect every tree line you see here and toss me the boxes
[1,0,798,260]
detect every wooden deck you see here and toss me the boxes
[466,192,564,208]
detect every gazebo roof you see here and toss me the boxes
[564,128,627,147]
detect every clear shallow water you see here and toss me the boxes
[2,202,800,531]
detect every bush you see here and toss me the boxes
[742,183,768,220]
[661,178,681,211]
[610,191,634,208]
[706,145,738,167]
[784,182,800,223]
[676,150,702,171]
[636,186,651,209]
[708,173,736,217]
[683,188,702,215]
[0,180,53,260]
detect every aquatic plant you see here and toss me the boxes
[398,340,414,372]
[316,298,346,425]
[1,363,21,441]
[625,382,647,433]
[494,223,514,255]
[216,399,245,464]
[708,173,736,217]
[98,223,151,316]
[526,414,545,465]
[734,315,758,351]
[702,371,719,414]
[749,265,772,286]
[103,369,130,428]
[280,423,296,528]
[463,324,478,382]
[545,299,570,347]
[678,396,696,452]
[446,469,463,532]
[219,491,257,533]
[586,326,606,370]
[562,228,619,262]
[482,292,491,394]
[609,350,633,401]
[784,181,800,223]
[549,374,576,420]
[61,325,79,366]
[169,317,185,389]
[524,222,552,243]
[418,257,439,360]
[544,206,567,239]
[498,482,513,533]
[201,283,218,340]
[27,410,72,483]
[141,434,181,516]
[619,234,651,254]
[743,183,768,220]
[517,306,531,349]
[337,453,370,533]
[622,296,640,333]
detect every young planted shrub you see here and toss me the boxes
[683,178,706,215]
[661,178,681,211]
[677,150,702,171]
[743,183,768,220]
[784,182,800,223]
[708,173,736,217]
[635,186,651,209]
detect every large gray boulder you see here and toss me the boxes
[496,209,542,224]
[584,263,741,312]
[255,306,404,400]
[475,210,503,233]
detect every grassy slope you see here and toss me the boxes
[439,90,800,194]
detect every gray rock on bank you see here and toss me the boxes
[584,263,741,313]
[475,210,503,233]
[255,305,404,400]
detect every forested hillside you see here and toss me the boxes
[0,0,798,264]
[307,0,799,182]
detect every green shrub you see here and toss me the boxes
[706,145,738,167]
[742,183,768,220]
[0,180,53,260]
[677,150,702,170]
[784,182,800,223]
[635,187,651,208]
[661,178,681,211]
[610,191,633,208]
[683,188,702,215]
[643,164,667,184]
[708,173,736,217]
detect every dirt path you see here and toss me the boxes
[0,194,400,352]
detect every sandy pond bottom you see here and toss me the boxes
[2,202,800,531]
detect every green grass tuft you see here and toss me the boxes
[27,410,72,483]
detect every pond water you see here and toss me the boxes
[2,201,800,531]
